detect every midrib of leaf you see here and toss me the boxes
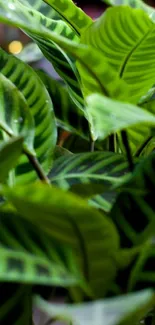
[119,26,155,78]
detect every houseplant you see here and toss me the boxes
[0,0,155,324]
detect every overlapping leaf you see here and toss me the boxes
[37,70,89,138]
[81,6,155,103]
[0,49,56,183]
[3,183,120,298]
[0,0,84,107]
[86,94,155,154]
[19,0,61,19]
[44,0,93,35]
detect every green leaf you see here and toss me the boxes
[37,70,89,138]
[3,183,120,298]
[81,6,155,103]
[128,238,155,291]
[49,151,129,190]
[0,137,23,183]
[0,0,131,105]
[19,0,61,19]
[53,145,73,160]
[44,0,93,35]
[103,0,155,21]
[110,153,155,248]
[0,0,83,107]
[35,289,155,325]
[0,49,56,183]
[0,74,34,153]
[86,94,155,146]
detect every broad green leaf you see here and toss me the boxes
[37,70,89,138]
[0,137,23,183]
[0,49,56,183]
[49,151,129,190]
[102,0,155,21]
[44,0,93,35]
[81,6,155,103]
[3,183,120,298]
[35,289,155,325]
[86,94,155,146]
[17,42,43,63]
[53,145,73,160]
[0,0,83,107]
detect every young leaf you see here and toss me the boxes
[3,183,120,298]
[17,42,43,63]
[44,0,93,35]
[81,6,155,103]
[35,289,155,325]
[0,137,23,183]
[86,94,155,144]
[0,49,56,183]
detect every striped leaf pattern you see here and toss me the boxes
[81,6,155,103]
[19,0,61,19]
[0,48,56,184]
[0,0,83,103]
[0,0,130,105]
[49,151,129,189]
[0,211,78,324]
[37,70,89,138]
[44,0,93,35]
[4,183,120,298]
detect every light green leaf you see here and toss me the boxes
[81,6,155,103]
[0,137,23,183]
[0,48,56,183]
[3,183,120,298]
[35,289,155,325]
[44,0,93,35]
[37,70,89,138]
[102,0,155,21]
[86,94,155,144]
[19,0,61,19]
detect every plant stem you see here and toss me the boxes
[90,140,95,152]
[23,148,50,184]
[121,130,134,172]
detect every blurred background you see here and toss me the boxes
[0,0,155,75]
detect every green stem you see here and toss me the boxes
[121,130,134,172]
[90,140,95,152]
